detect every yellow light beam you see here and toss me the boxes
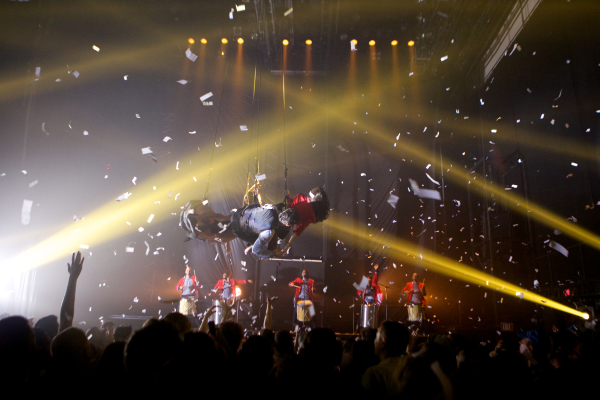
[328,215,587,318]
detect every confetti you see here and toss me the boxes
[92,45,100,52]
[240,125,248,131]
[549,241,569,257]
[409,179,441,200]
[284,7,293,16]
[185,48,198,62]
[236,4,245,11]
[200,92,213,101]
[163,136,172,142]
[115,192,132,202]
[21,200,33,225]
[387,193,399,208]
[177,80,188,85]
[126,247,134,253]
[147,214,154,223]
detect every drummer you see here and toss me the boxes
[357,264,383,305]
[402,273,426,327]
[289,270,315,326]
[213,273,251,305]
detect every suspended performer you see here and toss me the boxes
[276,187,330,257]
[180,200,237,250]
[229,203,299,259]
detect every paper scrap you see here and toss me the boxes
[29,180,38,188]
[80,244,89,249]
[177,80,188,85]
[240,125,248,131]
[255,173,266,181]
[116,192,132,202]
[353,276,369,292]
[141,147,153,155]
[549,241,569,257]
[387,193,399,208]
[145,241,150,256]
[236,4,245,11]
[41,122,49,135]
[21,200,33,225]
[126,247,134,253]
[185,48,198,62]
[147,214,154,223]
[163,136,172,142]
[409,179,441,200]
[92,45,100,52]
[200,92,213,101]
[284,7,293,16]
[72,71,80,78]
[425,173,440,186]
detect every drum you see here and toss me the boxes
[296,300,313,322]
[179,297,196,316]
[407,303,423,322]
[208,299,225,325]
[360,304,379,328]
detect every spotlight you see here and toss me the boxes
[583,313,590,320]
[408,40,415,46]
[235,287,242,297]
[305,39,312,45]
[391,40,398,46]
[283,39,289,46]
[369,40,376,46]
[188,38,195,44]
[222,38,228,44]
[237,38,244,44]
[200,38,207,44]
[351,39,357,45]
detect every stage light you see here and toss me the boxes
[391,40,398,46]
[305,39,312,45]
[583,313,590,320]
[222,38,228,44]
[237,38,244,44]
[200,38,207,44]
[351,39,357,45]
[369,40,376,46]
[408,40,415,46]
[235,287,242,297]
[283,39,289,46]
[188,38,195,44]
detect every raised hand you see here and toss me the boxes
[67,251,84,279]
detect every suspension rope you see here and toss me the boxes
[282,67,289,207]
[203,61,229,202]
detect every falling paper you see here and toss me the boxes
[337,145,349,152]
[387,193,399,208]
[115,192,132,202]
[255,174,266,181]
[236,4,245,11]
[41,122,49,135]
[409,179,441,200]
[29,180,38,188]
[21,200,33,225]
[132,177,137,185]
[202,101,213,106]
[145,241,150,256]
[352,276,369,292]
[229,8,233,19]
[126,247,134,253]
[350,41,356,51]
[72,71,80,78]
[284,7,293,16]
[147,214,154,223]
[163,136,172,142]
[549,241,569,257]
[34,67,41,80]
[177,80,188,85]
[425,173,440,186]
[185,48,198,62]
[92,45,100,52]
[440,55,448,62]
[141,147,153,155]
[80,244,89,249]
[200,92,213,101]
[323,286,328,293]
[240,125,248,131]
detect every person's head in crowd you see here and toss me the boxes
[101,320,115,342]
[142,318,159,329]
[260,328,275,346]
[309,187,327,203]
[517,330,539,354]
[218,321,244,358]
[86,326,108,355]
[0,316,36,383]
[279,208,299,227]
[304,328,342,372]
[125,320,181,381]
[34,315,59,339]
[375,321,410,359]
[51,327,93,373]
[274,330,294,360]
[239,335,274,376]
[360,327,378,344]
[114,325,133,342]
[164,312,192,338]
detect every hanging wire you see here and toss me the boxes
[282,66,289,207]
[203,62,229,202]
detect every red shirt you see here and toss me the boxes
[357,271,383,305]
[289,277,314,301]
[176,276,199,298]
[288,193,316,236]
[402,282,426,305]
[213,279,246,295]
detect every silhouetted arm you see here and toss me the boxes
[59,251,84,332]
